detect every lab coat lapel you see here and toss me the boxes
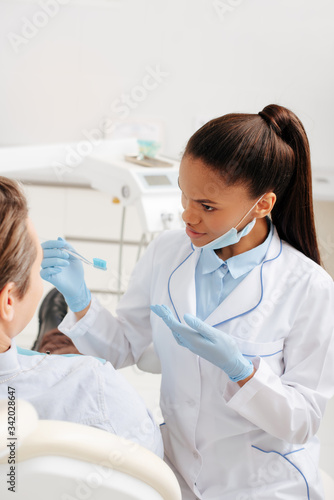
[205,265,262,327]
[168,245,200,323]
[205,227,282,327]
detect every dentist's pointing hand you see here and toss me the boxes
[40,237,91,312]
[150,304,254,383]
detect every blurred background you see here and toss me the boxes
[0,0,333,162]
[0,0,333,481]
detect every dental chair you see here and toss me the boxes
[0,399,181,500]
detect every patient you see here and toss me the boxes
[0,176,163,457]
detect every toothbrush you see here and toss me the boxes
[64,248,107,271]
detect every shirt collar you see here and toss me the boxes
[198,217,274,279]
[0,338,20,376]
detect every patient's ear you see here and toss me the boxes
[0,282,16,322]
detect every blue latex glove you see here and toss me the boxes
[150,304,254,383]
[40,237,91,312]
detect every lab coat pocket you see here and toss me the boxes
[250,444,318,498]
[234,337,285,376]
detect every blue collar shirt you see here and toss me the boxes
[195,218,274,320]
[0,339,163,457]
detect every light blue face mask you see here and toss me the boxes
[197,194,266,251]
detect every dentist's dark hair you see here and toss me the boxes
[183,104,321,265]
[0,177,37,297]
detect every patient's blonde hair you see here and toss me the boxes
[0,177,36,298]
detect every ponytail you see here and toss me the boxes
[258,105,320,265]
[184,104,321,265]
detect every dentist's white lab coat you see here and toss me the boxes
[60,227,334,500]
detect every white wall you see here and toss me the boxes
[1,0,334,169]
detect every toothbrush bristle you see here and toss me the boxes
[93,258,107,270]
